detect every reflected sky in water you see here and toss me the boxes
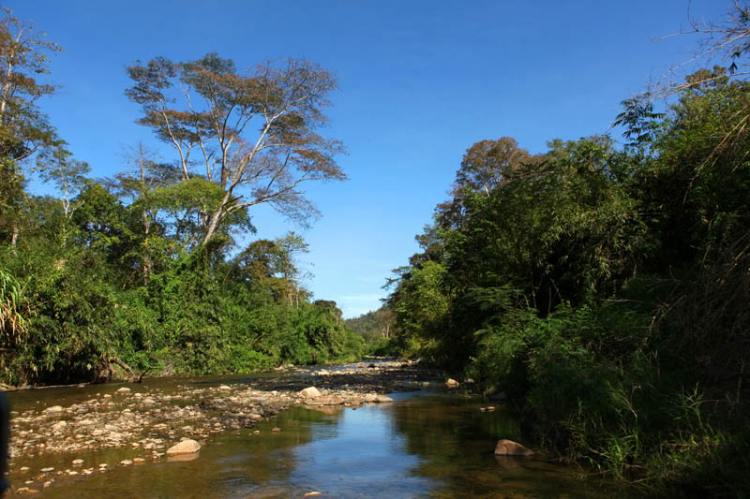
[16,389,630,498]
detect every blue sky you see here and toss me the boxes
[8,0,729,317]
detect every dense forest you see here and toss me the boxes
[0,9,363,385]
[380,17,750,499]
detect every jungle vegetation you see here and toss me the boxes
[382,15,750,499]
[0,8,362,385]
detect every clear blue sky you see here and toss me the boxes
[8,0,729,317]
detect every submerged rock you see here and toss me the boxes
[494,439,534,456]
[305,395,343,406]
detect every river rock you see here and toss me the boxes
[72,459,84,466]
[374,395,393,403]
[51,421,67,430]
[116,387,131,394]
[445,378,460,388]
[166,438,201,456]
[300,387,321,398]
[306,395,344,406]
[43,405,63,414]
[494,439,534,456]
[218,385,231,391]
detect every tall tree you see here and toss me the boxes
[455,137,531,195]
[0,8,60,164]
[34,141,90,218]
[109,143,181,283]
[125,54,346,245]
[0,8,61,248]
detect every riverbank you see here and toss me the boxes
[6,360,445,495]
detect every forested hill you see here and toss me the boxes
[0,10,362,385]
[345,307,394,344]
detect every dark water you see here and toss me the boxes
[9,376,629,498]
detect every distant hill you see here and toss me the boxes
[345,307,394,343]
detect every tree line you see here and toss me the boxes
[0,8,362,385]
[382,12,750,497]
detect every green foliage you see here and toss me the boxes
[345,306,395,352]
[386,69,750,495]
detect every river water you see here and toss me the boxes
[7,369,629,498]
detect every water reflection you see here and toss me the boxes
[15,389,629,498]
[286,403,436,497]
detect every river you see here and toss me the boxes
[6,363,629,497]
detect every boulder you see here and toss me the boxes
[43,405,63,414]
[445,378,460,388]
[494,439,534,456]
[300,386,321,398]
[374,395,393,403]
[166,438,201,456]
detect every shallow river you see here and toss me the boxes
[7,370,629,498]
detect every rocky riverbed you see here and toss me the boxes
[6,360,445,495]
